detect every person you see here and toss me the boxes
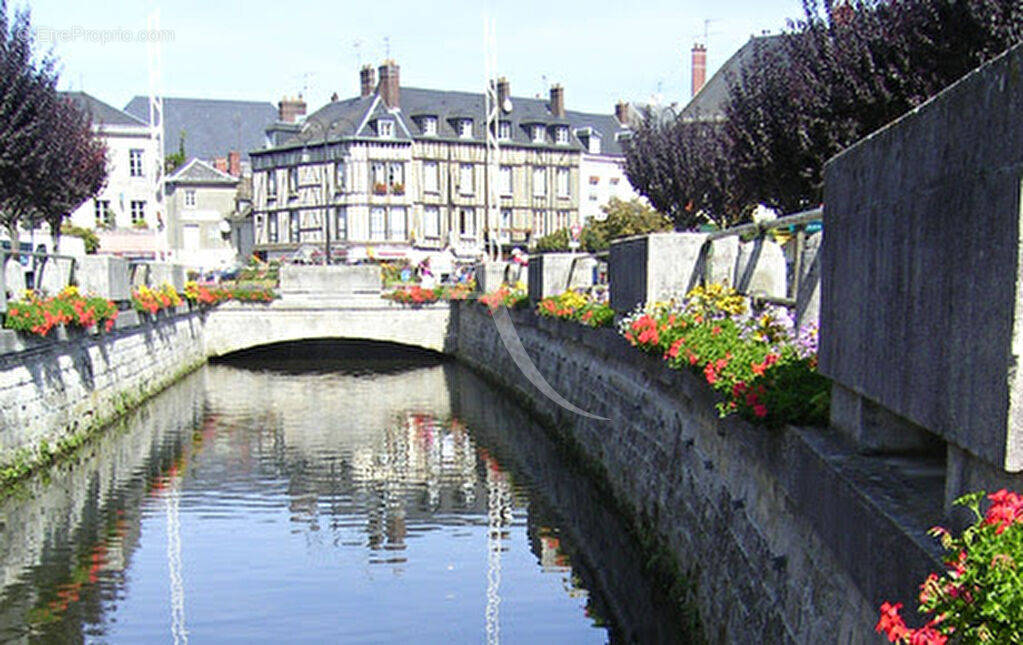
[418,257,436,289]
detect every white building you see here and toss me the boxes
[62,92,164,259]
[164,159,240,270]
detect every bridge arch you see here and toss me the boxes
[203,302,456,358]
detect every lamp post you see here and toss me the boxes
[296,115,356,265]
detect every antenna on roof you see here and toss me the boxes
[694,18,720,46]
[384,36,391,60]
[353,39,363,65]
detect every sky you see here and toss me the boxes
[22,0,805,115]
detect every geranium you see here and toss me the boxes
[877,490,1023,643]
[479,283,527,311]
[4,287,119,337]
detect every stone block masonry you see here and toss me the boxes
[453,302,942,643]
[0,311,206,464]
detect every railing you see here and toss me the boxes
[691,207,822,308]
[0,249,79,315]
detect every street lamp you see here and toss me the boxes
[296,115,356,265]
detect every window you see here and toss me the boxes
[184,189,196,208]
[378,120,394,138]
[268,214,279,242]
[610,177,620,185]
[371,162,387,193]
[498,121,511,141]
[589,193,599,202]
[533,210,547,236]
[532,125,545,144]
[499,165,512,196]
[589,176,600,185]
[459,163,474,195]
[459,119,473,138]
[129,149,144,177]
[267,170,277,198]
[557,211,571,230]
[289,211,300,243]
[130,200,146,225]
[422,116,437,136]
[500,209,512,231]
[423,161,439,193]
[335,207,347,240]
[388,162,405,193]
[555,126,569,145]
[182,224,200,250]
[388,207,406,240]
[588,134,601,154]
[545,210,556,234]
[370,207,386,240]
[556,167,570,197]
[288,167,298,194]
[94,200,113,228]
[533,167,546,197]
[459,207,475,237]
[334,161,345,193]
[423,205,440,238]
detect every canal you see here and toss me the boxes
[0,342,691,643]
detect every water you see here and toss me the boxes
[0,345,688,643]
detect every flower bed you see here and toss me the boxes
[537,291,615,328]
[619,283,828,427]
[4,286,118,337]
[383,282,476,306]
[131,283,182,315]
[183,281,276,306]
[877,490,1023,644]
[478,283,528,311]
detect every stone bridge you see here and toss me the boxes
[203,298,455,357]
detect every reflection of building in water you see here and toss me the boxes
[526,504,590,601]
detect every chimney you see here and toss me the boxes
[615,101,630,127]
[228,150,241,177]
[549,84,564,118]
[497,77,510,111]
[214,157,228,173]
[359,64,376,98]
[378,60,400,109]
[278,95,307,123]
[691,43,707,97]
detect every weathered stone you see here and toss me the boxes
[279,264,381,295]
[77,255,129,301]
[148,263,186,291]
[609,232,706,313]
[475,261,507,293]
[734,238,787,299]
[820,42,1023,474]
[527,253,596,302]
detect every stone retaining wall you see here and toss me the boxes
[453,301,941,643]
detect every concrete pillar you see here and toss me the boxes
[734,238,787,299]
[829,383,942,454]
[609,232,706,313]
[527,253,596,303]
[78,255,130,301]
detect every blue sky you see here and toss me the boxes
[23,0,804,115]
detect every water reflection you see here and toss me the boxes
[0,349,690,643]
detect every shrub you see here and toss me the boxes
[537,290,615,328]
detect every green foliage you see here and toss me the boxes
[60,223,100,253]
[478,283,528,310]
[533,198,673,252]
[164,129,186,173]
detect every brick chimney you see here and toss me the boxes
[691,43,707,97]
[549,84,564,118]
[359,64,376,98]
[378,60,400,109]
[497,77,510,111]
[614,101,630,127]
[214,157,228,173]
[228,150,241,177]
[278,95,307,123]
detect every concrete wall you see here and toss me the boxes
[453,302,941,643]
[527,253,596,302]
[820,43,1023,476]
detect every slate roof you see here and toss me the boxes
[124,96,277,162]
[60,91,148,127]
[679,34,785,122]
[266,87,631,157]
[166,158,239,185]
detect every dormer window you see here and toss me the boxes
[459,119,473,138]
[498,121,511,141]
[378,120,395,138]
[422,116,438,136]
[555,126,569,145]
[532,125,545,144]
[588,133,602,154]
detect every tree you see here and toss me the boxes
[725,0,1023,210]
[623,110,742,229]
[165,130,186,173]
[533,198,673,252]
